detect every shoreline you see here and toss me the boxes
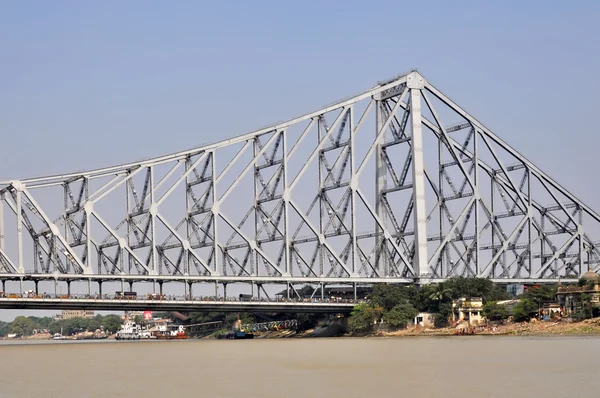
[5,317,600,341]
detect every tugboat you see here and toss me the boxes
[115,321,154,340]
[153,324,189,340]
[52,327,67,340]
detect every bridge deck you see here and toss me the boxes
[0,297,356,313]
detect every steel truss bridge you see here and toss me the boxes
[1,70,600,310]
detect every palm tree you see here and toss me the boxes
[429,284,452,307]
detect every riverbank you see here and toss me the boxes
[381,317,600,337]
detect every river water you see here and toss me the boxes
[0,336,598,397]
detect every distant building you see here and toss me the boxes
[452,297,484,325]
[59,310,95,320]
[414,312,435,328]
[123,311,144,320]
[556,271,600,316]
[506,284,525,297]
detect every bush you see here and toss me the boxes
[512,298,538,322]
[434,302,452,328]
[483,301,510,322]
[348,303,383,334]
[382,303,418,329]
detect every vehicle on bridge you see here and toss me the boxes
[115,291,137,300]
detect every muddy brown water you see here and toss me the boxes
[0,336,598,397]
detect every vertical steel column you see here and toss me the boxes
[375,99,386,274]
[349,107,358,276]
[579,207,585,274]
[282,130,291,276]
[86,179,93,273]
[438,121,444,277]
[126,177,132,274]
[211,152,220,275]
[185,159,192,276]
[99,281,103,296]
[63,183,69,273]
[527,168,533,276]
[408,74,429,281]
[474,129,480,276]
[0,194,4,252]
[15,188,24,273]
[318,118,324,276]
[491,178,496,277]
[252,139,259,276]
[150,167,158,274]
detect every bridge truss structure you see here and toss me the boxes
[1,70,599,296]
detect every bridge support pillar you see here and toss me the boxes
[66,281,71,296]
[188,282,193,299]
[34,280,38,295]
[407,73,430,283]
[1,280,5,293]
[257,284,261,300]
[53,279,57,296]
[159,281,163,295]
[128,281,133,292]
[321,283,325,300]
[353,283,357,301]
[98,281,102,297]
[88,279,91,295]
[153,280,156,294]
[223,283,227,300]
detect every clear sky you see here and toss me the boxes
[1,1,599,320]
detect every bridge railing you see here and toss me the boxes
[0,292,363,305]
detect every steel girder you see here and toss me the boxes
[1,70,599,286]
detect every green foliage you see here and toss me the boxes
[11,316,37,336]
[521,285,557,305]
[369,284,414,312]
[512,298,538,322]
[482,301,510,322]
[434,302,452,328]
[0,321,10,336]
[101,315,124,334]
[348,303,383,334]
[428,285,452,305]
[382,303,418,329]
[443,277,510,302]
[0,314,123,337]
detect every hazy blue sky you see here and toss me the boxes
[1,1,599,320]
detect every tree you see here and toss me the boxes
[522,285,557,305]
[101,315,124,334]
[512,298,538,322]
[434,302,452,328]
[443,277,510,302]
[482,301,510,322]
[383,303,418,329]
[428,284,452,307]
[10,316,37,336]
[369,284,414,312]
[348,303,383,334]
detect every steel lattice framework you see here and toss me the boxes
[1,71,599,290]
